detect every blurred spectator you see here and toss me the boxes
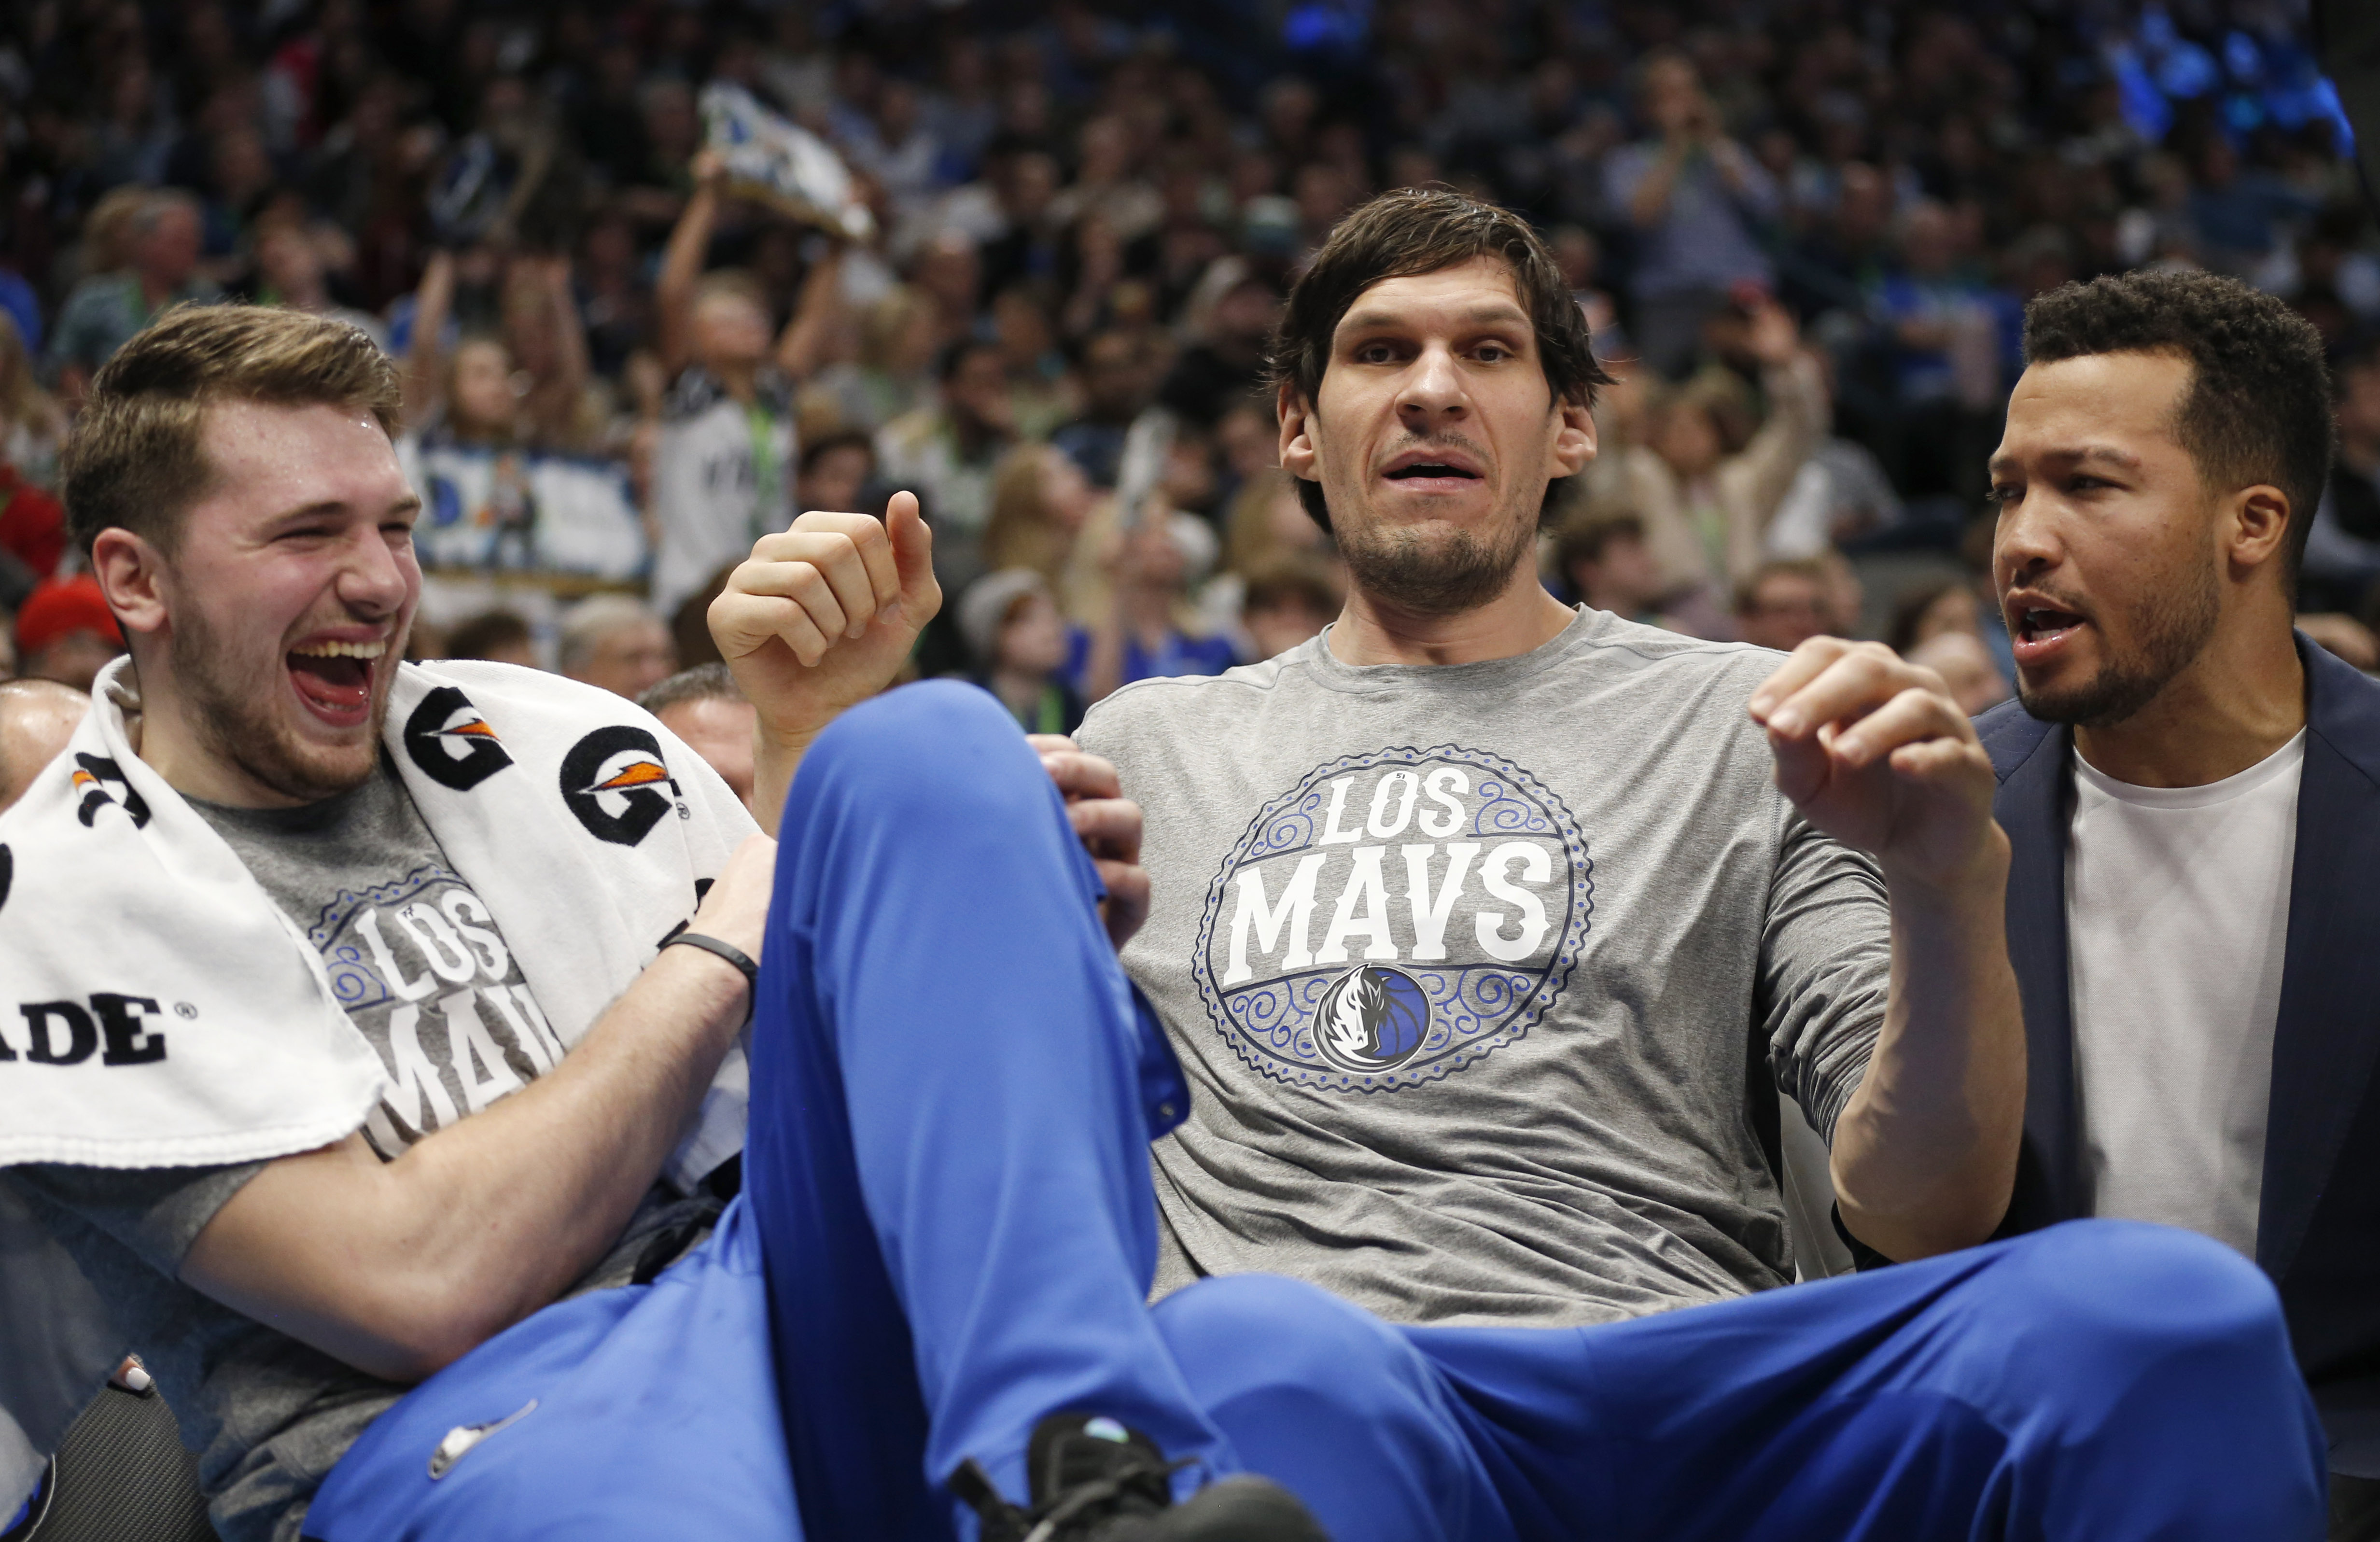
[1602,54,1778,379]
[1734,559,1835,654]
[0,457,66,601]
[804,285,940,437]
[0,677,86,815]
[558,593,675,700]
[1080,510,1234,701]
[1886,579,1988,658]
[1764,436,1905,560]
[990,286,1073,439]
[797,430,879,518]
[1556,512,1668,626]
[877,336,1018,594]
[983,442,1104,621]
[1552,225,1630,364]
[959,568,1085,736]
[14,574,126,693]
[640,662,758,811]
[1608,298,1826,618]
[1220,467,1335,586]
[1239,557,1340,662]
[647,152,822,619]
[1857,200,2005,503]
[1155,261,1280,428]
[251,217,389,350]
[445,610,539,668]
[1049,330,1150,489]
[1905,630,2011,717]
[48,191,222,407]
[398,251,642,578]
[2304,340,2380,617]
[0,313,66,492]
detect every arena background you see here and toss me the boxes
[2,0,2376,704]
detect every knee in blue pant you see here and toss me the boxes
[798,679,1048,829]
[1960,1221,2326,1532]
[1152,1275,1493,1541]
[1985,1220,2294,1412]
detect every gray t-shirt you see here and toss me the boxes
[10,758,715,1542]
[1077,610,1888,1327]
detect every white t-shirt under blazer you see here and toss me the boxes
[2066,730,2305,1258]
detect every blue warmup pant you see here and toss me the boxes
[305,681,2326,1542]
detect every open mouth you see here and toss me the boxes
[287,639,385,728]
[1381,456,1484,493]
[2010,602,2088,664]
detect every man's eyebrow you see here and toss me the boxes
[265,499,353,526]
[1337,303,1533,335]
[266,492,425,526]
[1988,444,2145,478]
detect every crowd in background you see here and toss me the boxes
[0,0,2375,743]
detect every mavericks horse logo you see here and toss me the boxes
[1312,966,1431,1075]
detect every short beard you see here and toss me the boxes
[1335,508,1539,619]
[172,601,389,803]
[2016,559,2220,730]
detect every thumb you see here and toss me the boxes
[1767,726,1832,807]
[887,490,940,614]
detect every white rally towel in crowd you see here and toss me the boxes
[0,655,761,1510]
[699,82,875,241]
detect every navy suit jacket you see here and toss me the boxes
[1977,637,2380,1414]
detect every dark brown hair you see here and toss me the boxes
[1267,188,1613,530]
[2023,270,2333,593]
[62,304,403,557]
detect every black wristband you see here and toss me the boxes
[663,930,759,1026]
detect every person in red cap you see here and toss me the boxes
[14,572,124,692]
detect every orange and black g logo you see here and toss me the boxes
[405,687,514,791]
[560,726,681,847]
[71,755,150,829]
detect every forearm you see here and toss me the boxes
[656,189,717,373]
[776,251,843,380]
[186,947,748,1380]
[1627,152,1683,227]
[1829,832,2023,1261]
[751,727,810,837]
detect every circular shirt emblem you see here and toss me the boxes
[1192,744,1593,1093]
[1311,965,1432,1075]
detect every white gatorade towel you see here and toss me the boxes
[0,655,759,1508]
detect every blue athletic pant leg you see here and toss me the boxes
[744,681,1236,1541]
[1150,1274,1512,1542]
[303,1199,798,1542]
[1401,1219,2326,1542]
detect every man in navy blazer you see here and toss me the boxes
[1974,268,2380,1536]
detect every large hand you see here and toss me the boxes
[1748,638,2003,891]
[711,491,940,753]
[1028,734,1150,952]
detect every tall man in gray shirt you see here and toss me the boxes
[1009,189,2319,1537]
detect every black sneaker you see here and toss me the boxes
[950,1412,1331,1542]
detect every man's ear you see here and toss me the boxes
[1549,396,1597,479]
[1277,380,1321,485]
[90,528,169,639]
[2225,484,2292,581]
